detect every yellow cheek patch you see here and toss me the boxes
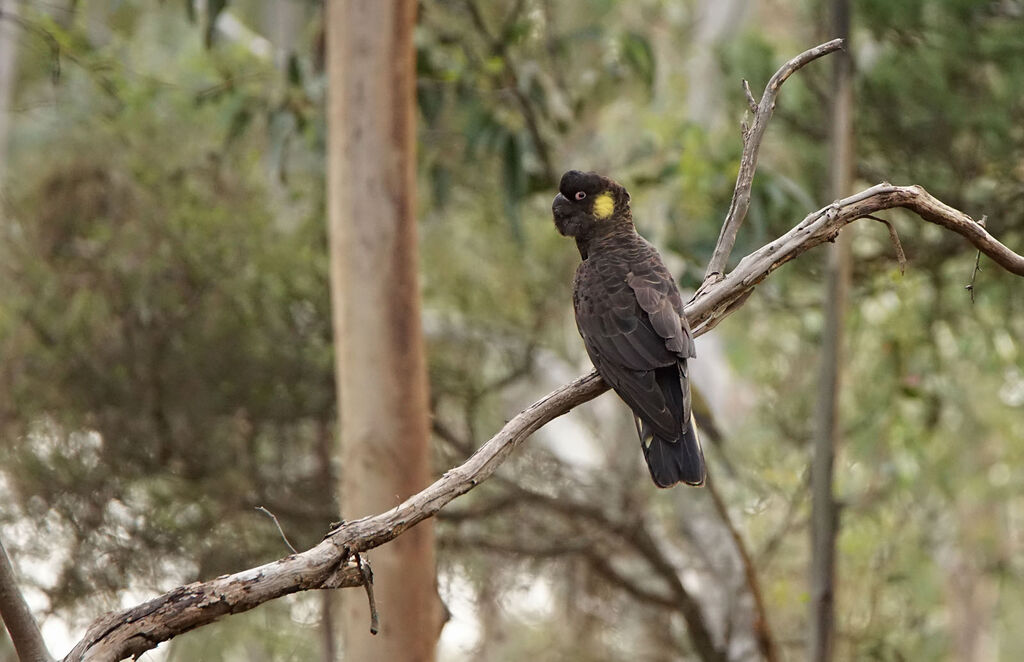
[593,192,615,219]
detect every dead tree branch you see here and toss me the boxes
[0,535,54,662]
[61,178,1024,660]
[438,429,726,660]
[58,37,1024,660]
[64,372,606,662]
[704,38,845,282]
[688,183,1024,335]
[966,215,987,302]
[254,506,298,555]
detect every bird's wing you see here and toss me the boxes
[624,257,695,360]
[574,252,693,439]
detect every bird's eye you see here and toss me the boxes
[574,191,587,201]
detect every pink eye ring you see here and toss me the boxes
[574,191,587,201]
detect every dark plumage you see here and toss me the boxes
[553,170,706,488]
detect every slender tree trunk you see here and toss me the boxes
[318,421,339,662]
[808,3,852,661]
[326,2,443,661]
[0,537,52,662]
[941,511,998,662]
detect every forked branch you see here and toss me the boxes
[689,183,1024,334]
[704,38,845,281]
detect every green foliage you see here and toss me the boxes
[1,6,333,644]
[416,0,663,232]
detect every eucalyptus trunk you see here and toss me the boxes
[326,2,443,660]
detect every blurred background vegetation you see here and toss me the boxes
[1,0,1022,660]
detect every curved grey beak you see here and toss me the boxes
[552,192,571,219]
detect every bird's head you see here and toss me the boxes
[552,170,631,240]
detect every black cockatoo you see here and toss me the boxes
[552,170,705,488]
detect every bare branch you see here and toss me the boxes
[64,551,364,661]
[966,215,987,302]
[60,180,1024,660]
[255,506,298,555]
[357,556,379,635]
[63,373,606,661]
[862,214,906,274]
[742,79,758,113]
[0,536,54,662]
[438,430,727,659]
[703,38,846,282]
[688,183,1024,335]
[55,22,1024,656]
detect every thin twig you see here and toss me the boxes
[966,215,987,302]
[862,214,907,274]
[702,38,845,283]
[357,555,379,635]
[742,79,758,113]
[255,506,298,555]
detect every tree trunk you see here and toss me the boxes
[326,2,442,661]
[808,2,852,661]
[0,537,52,662]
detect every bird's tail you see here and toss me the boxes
[637,414,706,488]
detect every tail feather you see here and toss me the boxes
[637,414,706,488]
